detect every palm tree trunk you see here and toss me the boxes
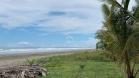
[124,51,135,78]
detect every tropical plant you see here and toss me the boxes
[96,0,139,78]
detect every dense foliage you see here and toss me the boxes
[96,0,139,78]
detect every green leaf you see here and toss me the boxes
[102,4,110,19]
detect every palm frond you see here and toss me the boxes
[97,0,139,77]
[123,32,139,54]
[133,6,139,22]
[123,0,130,10]
[135,0,139,4]
[102,4,110,19]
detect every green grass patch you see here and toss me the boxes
[27,51,124,78]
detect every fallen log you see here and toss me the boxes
[0,65,47,78]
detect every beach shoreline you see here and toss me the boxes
[0,49,93,67]
[0,52,72,67]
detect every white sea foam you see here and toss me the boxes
[0,48,92,55]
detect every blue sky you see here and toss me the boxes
[0,0,136,48]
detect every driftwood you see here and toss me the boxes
[0,65,47,78]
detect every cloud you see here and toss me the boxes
[0,0,136,34]
[64,36,97,48]
[17,41,30,45]
[17,41,33,47]
[0,0,136,48]
[83,37,98,48]
[65,35,73,41]
[0,0,103,34]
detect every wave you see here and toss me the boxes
[0,48,92,54]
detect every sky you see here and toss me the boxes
[0,0,136,48]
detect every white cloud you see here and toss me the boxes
[0,0,103,34]
[17,41,33,47]
[0,0,136,48]
[0,0,136,34]
[83,37,98,48]
[65,35,73,41]
[65,37,97,48]
[17,41,30,45]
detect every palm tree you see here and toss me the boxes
[96,0,139,78]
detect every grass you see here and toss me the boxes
[27,51,125,78]
[43,61,123,78]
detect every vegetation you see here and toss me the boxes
[26,51,129,78]
[96,0,139,78]
[25,0,139,78]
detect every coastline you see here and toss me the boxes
[0,49,93,67]
[0,52,72,67]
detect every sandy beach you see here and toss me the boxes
[0,51,74,67]
[0,48,93,68]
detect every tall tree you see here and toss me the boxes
[96,0,139,78]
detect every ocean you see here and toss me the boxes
[0,48,92,55]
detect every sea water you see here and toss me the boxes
[0,48,92,55]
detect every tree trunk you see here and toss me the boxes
[124,51,135,78]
